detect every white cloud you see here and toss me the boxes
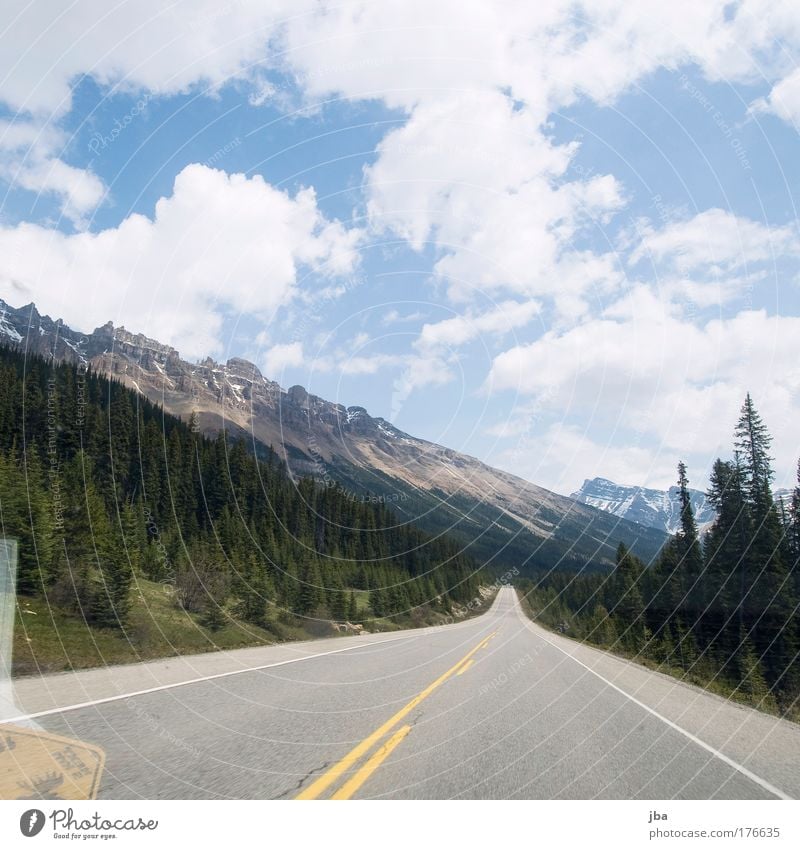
[2,1,797,252]
[278,0,800,326]
[487,288,800,488]
[380,309,428,326]
[14,158,105,225]
[751,67,800,125]
[364,89,625,306]
[0,164,360,358]
[263,341,304,375]
[283,1,800,115]
[0,119,105,225]
[0,1,300,119]
[0,1,305,221]
[338,353,408,376]
[382,299,542,416]
[631,208,800,272]
[491,422,679,497]
[1,0,798,224]
[417,300,541,351]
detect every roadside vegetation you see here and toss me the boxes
[519,395,800,723]
[0,345,487,674]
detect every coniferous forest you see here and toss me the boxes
[521,394,800,717]
[0,345,485,657]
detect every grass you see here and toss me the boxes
[11,577,498,677]
[11,577,305,677]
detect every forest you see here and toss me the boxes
[0,345,485,641]
[521,394,800,715]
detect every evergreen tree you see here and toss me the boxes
[609,543,645,650]
[788,459,800,568]
[295,562,321,616]
[737,638,771,705]
[734,393,775,505]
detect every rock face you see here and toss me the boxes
[0,297,668,572]
[570,476,718,535]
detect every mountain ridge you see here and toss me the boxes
[0,297,668,572]
[570,476,717,535]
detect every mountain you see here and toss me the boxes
[570,476,718,535]
[0,298,668,573]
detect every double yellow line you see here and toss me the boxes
[296,631,497,800]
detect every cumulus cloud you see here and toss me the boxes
[0,1,304,221]
[2,0,799,226]
[263,342,304,376]
[751,68,800,125]
[0,119,105,225]
[0,1,300,119]
[281,0,800,314]
[487,287,800,488]
[0,164,360,358]
[283,1,800,115]
[363,88,625,307]
[631,208,800,272]
[417,300,541,351]
[490,422,680,497]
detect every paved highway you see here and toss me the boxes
[5,587,800,799]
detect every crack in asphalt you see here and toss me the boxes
[272,761,332,800]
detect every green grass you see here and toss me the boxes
[11,577,306,677]
[349,588,371,615]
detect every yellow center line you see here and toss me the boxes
[456,658,474,676]
[296,630,496,800]
[331,725,412,800]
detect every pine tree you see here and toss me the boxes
[295,562,321,616]
[675,462,704,624]
[733,396,795,692]
[370,586,387,619]
[737,638,772,706]
[587,603,616,646]
[789,459,800,568]
[703,458,750,665]
[734,393,774,505]
[676,463,703,574]
[609,542,645,650]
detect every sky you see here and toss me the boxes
[1,0,799,497]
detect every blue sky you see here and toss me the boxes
[1,1,799,495]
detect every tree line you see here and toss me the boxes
[0,345,485,632]
[521,394,800,713]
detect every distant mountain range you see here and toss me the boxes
[0,297,667,573]
[571,476,794,536]
[571,477,716,535]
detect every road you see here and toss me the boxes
[4,587,800,799]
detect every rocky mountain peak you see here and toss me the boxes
[571,476,717,535]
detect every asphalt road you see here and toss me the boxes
[5,587,800,799]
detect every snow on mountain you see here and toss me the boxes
[571,477,718,536]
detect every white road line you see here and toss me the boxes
[514,596,791,800]
[1,632,421,724]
